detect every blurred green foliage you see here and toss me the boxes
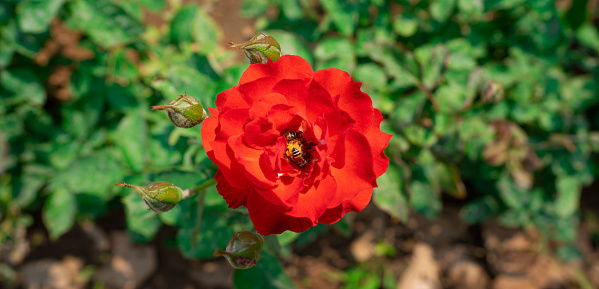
[1,0,599,287]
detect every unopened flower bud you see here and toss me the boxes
[214,231,263,269]
[116,182,183,213]
[229,33,281,64]
[151,94,207,128]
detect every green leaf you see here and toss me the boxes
[564,0,589,31]
[373,164,408,221]
[314,37,355,71]
[430,0,455,23]
[17,0,67,33]
[43,187,77,240]
[457,0,484,21]
[13,165,52,208]
[409,181,441,218]
[65,0,143,47]
[576,23,599,53]
[355,63,387,88]
[320,0,358,36]
[170,5,197,45]
[0,69,46,106]
[115,112,147,172]
[176,195,235,259]
[392,14,418,37]
[233,250,296,289]
[241,0,269,17]
[496,174,528,210]
[191,6,221,54]
[63,149,125,199]
[0,1,11,24]
[280,0,303,20]
[106,83,139,111]
[2,20,46,58]
[436,81,467,113]
[460,196,499,224]
[554,176,581,218]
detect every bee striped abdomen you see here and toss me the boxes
[291,147,301,158]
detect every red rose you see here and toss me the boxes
[202,55,392,235]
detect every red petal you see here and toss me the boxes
[306,79,354,137]
[313,68,374,134]
[318,187,372,224]
[247,190,314,235]
[237,77,278,106]
[255,175,302,209]
[215,170,249,208]
[284,174,337,221]
[272,79,309,116]
[207,107,219,118]
[228,135,277,189]
[201,116,218,154]
[328,129,377,207]
[210,139,253,189]
[248,92,288,119]
[244,117,280,148]
[214,109,249,141]
[364,108,392,178]
[239,55,313,85]
[215,87,250,114]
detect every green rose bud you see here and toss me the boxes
[214,231,263,269]
[152,94,207,128]
[116,182,183,213]
[229,33,281,64]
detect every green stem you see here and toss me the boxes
[193,178,217,192]
[181,178,217,199]
[191,189,206,248]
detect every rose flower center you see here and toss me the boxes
[282,131,316,169]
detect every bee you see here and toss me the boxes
[283,131,309,168]
[291,147,301,158]
[284,131,301,141]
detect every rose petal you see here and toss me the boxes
[201,116,218,154]
[306,79,354,137]
[247,190,314,235]
[215,170,249,208]
[215,87,250,114]
[318,187,372,224]
[210,139,254,189]
[328,129,377,207]
[364,108,392,178]
[248,92,288,119]
[228,134,277,189]
[256,175,302,209]
[240,55,313,85]
[313,68,374,134]
[215,109,250,141]
[284,174,337,222]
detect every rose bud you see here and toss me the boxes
[229,33,281,64]
[116,182,183,213]
[151,94,207,128]
[214,231,263,269]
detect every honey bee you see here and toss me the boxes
[283,131,309,168]
[284,131,301,141]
